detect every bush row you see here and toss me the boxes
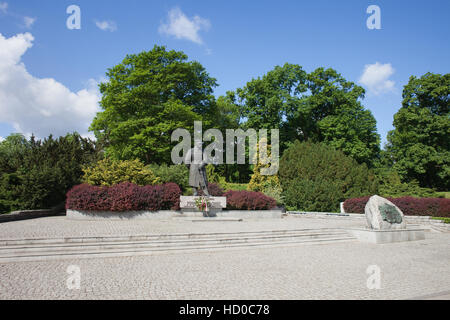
[66,182,277,212]
[66,182,181,212]
[224,190,277,210]
[198,183,277,210]
[344,196,450,217]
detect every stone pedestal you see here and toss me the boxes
[348,228,425,244]
[348,195,427,244]
[179,196,227,217]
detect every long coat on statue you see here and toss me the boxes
[185,147,209,195]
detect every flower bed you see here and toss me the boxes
[343,196,450,217]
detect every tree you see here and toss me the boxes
[247,140,283,205]
[386,73,449,190]
[279,141,378,212]
[0,134,31,213]
[90,45,217,164]
[290,68,380,166]
[0,134,30,174]
[232,65,380,166]
[374,168,439,198]
[248,162,283,205]
[210,95,240,132]
[233,63,307,130]
[0,133,100,213]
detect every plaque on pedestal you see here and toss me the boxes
[179,196,227,217]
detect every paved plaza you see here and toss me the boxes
[0,215,449,300]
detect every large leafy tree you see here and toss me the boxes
[295,68,380,166]
[206,95,250,183]
[210,95,240,132]
[233,63,307,130]
[232,64,380,166]
[386,73,449,190]
[90,45,217,164]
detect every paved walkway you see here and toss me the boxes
[0,216,449,300]
[0,215,365,239]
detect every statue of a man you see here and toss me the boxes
[185,145,209,196]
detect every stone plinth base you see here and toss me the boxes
[180,196,227,217]
[348,228,425,244]
[180,208,223,217]
[176,210,284,219]
[66,209,284,220]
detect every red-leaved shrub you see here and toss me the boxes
[66,182,181,212]
[224,190,276,210]
[160,183,181,210]
[65,184,112,211]
[343,196,450,217]
[66,183,279,212]
[343,196,371,214]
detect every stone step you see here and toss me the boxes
[0,235,357,263]
[0,228,346,246]
[429,223,450,233]
[0,229,356,263]
[0,230,351,253]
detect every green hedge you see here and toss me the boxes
[0,133,100,213]
[147,164,189,192]
[279,141,378,212]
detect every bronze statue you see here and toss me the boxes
[185,145,209,196]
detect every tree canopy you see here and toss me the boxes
[386,72,449,190]
[230,64,380,166]
[90,45,217,164]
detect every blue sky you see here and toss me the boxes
[0,0,449,147]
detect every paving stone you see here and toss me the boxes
[0,216,448,299]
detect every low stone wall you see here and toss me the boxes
[66,209,284,220]
[429,220,450,232]
[288,211,448,229]
[0,208,65,223]
[288,211,364,220]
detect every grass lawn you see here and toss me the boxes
[432,217,450,224]
[222,183,249,191]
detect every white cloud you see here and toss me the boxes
[0,33,101,139]
[158,7,210,45]
[359,62,395,95]
[0,2,7,14]
[23,16,36,29]
[0,136,4,142]
[95,20,117,32]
